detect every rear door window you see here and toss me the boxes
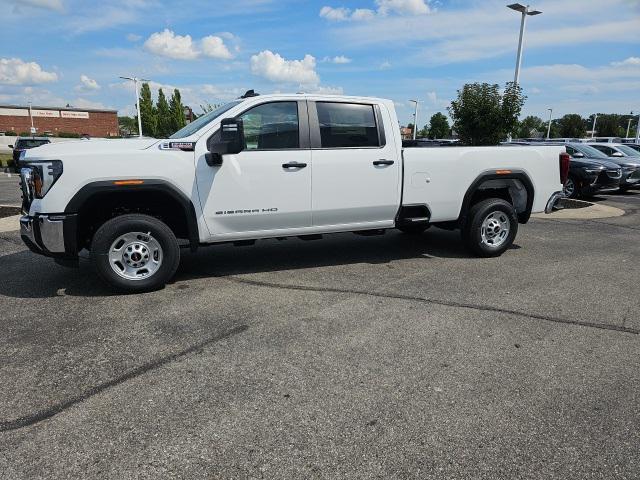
[315,102,380,148]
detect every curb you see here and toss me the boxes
[532,202,625,220]
[0,214,21,233]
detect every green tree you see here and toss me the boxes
[515,115,544,138]
[156,88,171,138]
[594,114,624,137]
[118,116,137,136]
[139,82,157,137]
[427,112,450,139]
[557,114,586,138]
[169,88,186,133]
[448,82,525,145]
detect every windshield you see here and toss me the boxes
[616,144,640,157]
[573,144,609,159]
[170,100,243,139]
[16,139,49,149]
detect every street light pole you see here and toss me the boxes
[28,101,35,136]
[120,76,150,138]
[626,117,633,138]
[546,108,553,140]
[635,112,640,144]
[409,99,419,140]
[591,114,598,139]
[507,3,542,85]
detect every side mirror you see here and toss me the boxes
[572,152,584,158]
[611,151,624,157]
[205,118,244,167]
[8,145,13,149]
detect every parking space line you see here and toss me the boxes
[226,277,639,336]
[0,325,248,433]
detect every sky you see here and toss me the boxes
[1,0,639,126]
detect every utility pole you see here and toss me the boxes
[591,114,598,139]
[546,108,553,140]
[120,76,150,138]
[28,101,35,136]
[409,99,420,140]
[507,3,542,85]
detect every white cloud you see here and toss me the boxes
[376,0,431,16]
[379,61,391,69]
[250,50,319,84]
[126,33,142,42]
[323,55,352,64]
[144,29,199,60]
[320,0,430,21]
[75,74,100,92]
[200,35,233,59]
[352,8,376,20]
[306,85,344,95]
[9,0,63,11]
[611,57,640,67]
[319,6,351,21]
[70,98,109,110]
[0,58,58,85]
[143,29,233,60]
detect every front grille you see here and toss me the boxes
[606,169,622,179]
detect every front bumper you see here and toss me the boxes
[20,213,78,259]
[621,168,640,187]
[545,191,565,214]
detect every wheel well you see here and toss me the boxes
[76,190,192,251]
[461,176,533,224]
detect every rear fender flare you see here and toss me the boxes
[459,170,535,224]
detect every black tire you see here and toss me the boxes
[397,224,430,234]
[90,214,180,293]
[563,174,580,199]
[461,198,518,257]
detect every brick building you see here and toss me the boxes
[0,104,119,138]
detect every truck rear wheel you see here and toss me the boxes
[461,198,518,257]
[90,214,180,293]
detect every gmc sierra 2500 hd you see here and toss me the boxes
[19,93,568,292]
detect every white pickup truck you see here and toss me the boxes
[18,93,567,292]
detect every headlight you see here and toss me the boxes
[24,160,63,199]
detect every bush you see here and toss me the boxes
[57,131,81,138]
[18,131,31,136]
[3,130,17,136]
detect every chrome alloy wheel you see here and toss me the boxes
[108,231,162,280]
[563,177,576,197]
[480,211,510,249]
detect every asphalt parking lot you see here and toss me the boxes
[0,173,21,206]
[1,179,639,478]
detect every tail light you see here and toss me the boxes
[559,152,570,185]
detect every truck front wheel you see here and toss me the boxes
[461,198,518,257]
[90,214,180,293]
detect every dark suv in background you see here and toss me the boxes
[588,143,640,191]
[9,137,51,166]
[546,143,621,198]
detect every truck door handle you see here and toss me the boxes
[373,159,394,166]
[282,162,307,169]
